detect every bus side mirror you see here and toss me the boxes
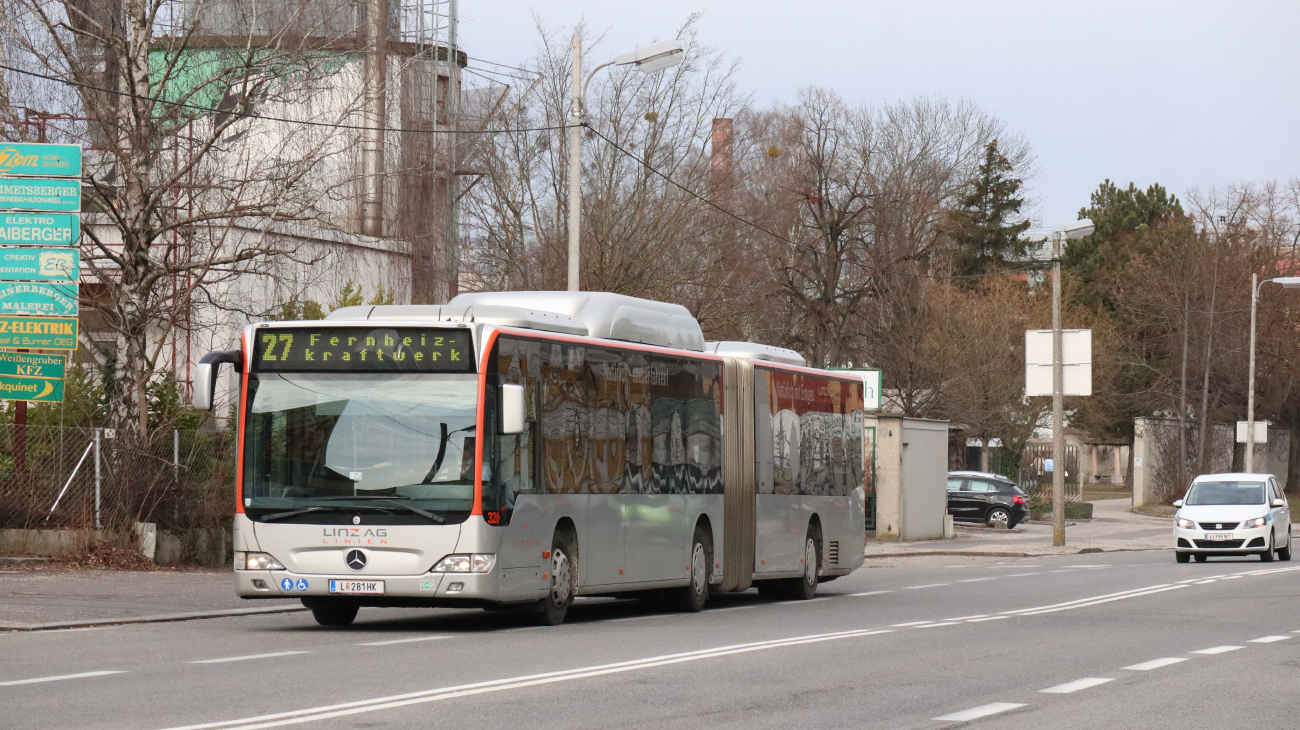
[500,384,526,435]
[1272,499,1285,508]
[194,350,241,411]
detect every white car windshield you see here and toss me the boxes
[1185,481,1266,506]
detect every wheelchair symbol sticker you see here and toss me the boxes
[295,578,308,592]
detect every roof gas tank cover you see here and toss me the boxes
[447,291,705,351]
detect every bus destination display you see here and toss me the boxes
[253,327,473,372]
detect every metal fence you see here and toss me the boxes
[0,424,235,533]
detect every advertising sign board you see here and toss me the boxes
[0,248,78,281]
[0,213,80,245]
[0,282,78,316]
[0,178,81,212]
[0,143,82,178]
[0,314,77,349]
[0,350,65,379]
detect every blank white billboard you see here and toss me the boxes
[1025,329,1091,397]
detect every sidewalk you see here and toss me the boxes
[866,498,1171,559]
[0,569,302,631]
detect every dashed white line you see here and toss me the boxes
[159,628,895,730]
[958,577,998,583]
[191,651,312,664]
[933,702,1026,722]
[785,597,833,605]
[1006,572,1041,577]
[1049,569,1076,574]
[1040,677,1114,693]
[358,636,452,646]
[706,606,757,613]
[915,622,959,629]
[1248,636,1291,644]
[848,590,893,597]
[967,616,1009,623]
[945,615,989,621]
[0,670,125,687]
[891,621,933,627]
[1195,580,1216,584]
[903,583,948,590]
[1191,646,1243,655]
[1175,579,1202,584]
[1124,657,1188,671]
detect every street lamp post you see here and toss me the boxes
[567,36,685,292]
[1245,274,1300,472]
[1049,219,1094,547]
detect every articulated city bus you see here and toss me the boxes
[195,292,867,626]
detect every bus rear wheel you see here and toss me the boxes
[788,533,820,600]
[668,526,712,612]
[304,598,359,627]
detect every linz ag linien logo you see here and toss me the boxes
[346,550,367,571]
[321,526,389,546]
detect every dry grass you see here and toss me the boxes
[1132,503,1177,518]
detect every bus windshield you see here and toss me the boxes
[242,372,479,521]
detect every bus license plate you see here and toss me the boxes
[1205,533,1233,542]
[329,579,384,595]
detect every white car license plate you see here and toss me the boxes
[1205,533,1234,542]
[329,579,384,595]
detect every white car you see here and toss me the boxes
[1173,473,1292,563]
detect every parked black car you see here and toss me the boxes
[946,471,1030,528]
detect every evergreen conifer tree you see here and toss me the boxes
[947,140,1031,278]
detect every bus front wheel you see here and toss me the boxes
[304,598,359,627]
[536,533,576,625]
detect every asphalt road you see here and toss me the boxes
[2,550,1298,729]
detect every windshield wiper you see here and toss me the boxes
[258,504,393,522]
[347,497,445,524]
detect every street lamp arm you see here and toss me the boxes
[581,62,616,111]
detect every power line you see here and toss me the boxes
[0,63,570,136]
[584,125,1041,282]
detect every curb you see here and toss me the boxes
[0,605,307,632]
[862,547,1168,559]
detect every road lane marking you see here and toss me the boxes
[1175,579,1202,584]
[357,636,452,646]
[1040,677,1114,693]
[158,628,895,730]
[848,590,893,597]
[706,606,756,613]
[1191,646,1243,655]
[967,616,1009,623]
[891,621,933,627]
[933,703,1026,722]
[945,615,989,621]
[1248,636,1291,643]
[785,597,833,605]
[1006,572,1040,577]
[958,577,998,583]
[191,651,312,664]
[604,614,667,623]
[1195,580,1216,584]
[1008,584,1187,616]
[1124,658,1188,671]
[903,583,948,590]
[1220,575,1243,580]
[915,622,959,629]
[1049,569,1075,573]
[0,670,125,686]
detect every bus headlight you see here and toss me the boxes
[431,554,496,573]
[243,552,285,571]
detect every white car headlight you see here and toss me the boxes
[1175,517,1196,529]
[1242,516,1267,528]
[431,554,496,573]
[242,552,285,570]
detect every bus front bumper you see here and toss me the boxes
[236,569,510,603]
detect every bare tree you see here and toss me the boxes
[4,0,368,437]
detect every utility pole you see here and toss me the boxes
[360,0,388,238]
[566,32,583,292]
[1052,230,1066,547]
[444,0,460,299]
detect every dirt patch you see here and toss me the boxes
[1132,503,1177,518]
[2,541,180,572]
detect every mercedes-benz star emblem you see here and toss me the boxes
[352,515,361,525]
[346,550,367,571]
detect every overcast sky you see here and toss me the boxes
[461,0,1300,226]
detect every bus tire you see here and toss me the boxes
[535,532,576,625]
[787,530,820,601]
[304,599,358,627]
[668,525,712,612]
